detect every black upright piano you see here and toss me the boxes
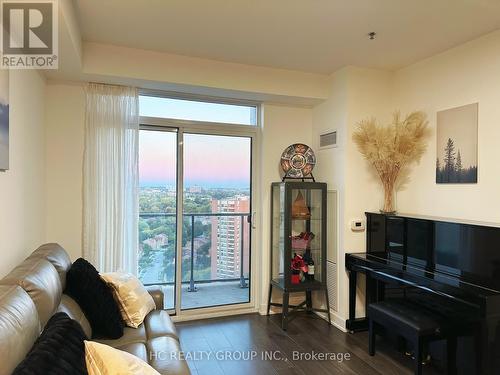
[346,212,500,375]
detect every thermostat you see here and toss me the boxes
[350,219,365,232]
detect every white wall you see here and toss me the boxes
[45,82,85,261]
[312,69,349,193]
[312,67,393,324]
[259,103,313,312]
[0,70,46,277]
[311,69,349,326]
[394,29,500,222]
[74,43,328,106]
[342,67,393,319]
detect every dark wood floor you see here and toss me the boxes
[177,312,444,375]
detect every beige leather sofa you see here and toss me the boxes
[0,243,190,375]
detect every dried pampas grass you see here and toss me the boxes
[353,111,429,213]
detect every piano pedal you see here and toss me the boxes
[405,351,432,365]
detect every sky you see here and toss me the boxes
[436,103,478,168]
[139,96,256,125]
[139,131,251,188]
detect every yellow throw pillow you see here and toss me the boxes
[100,272,156,328]
[85,341,160,375]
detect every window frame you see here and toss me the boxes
[138,90,261,321]
[139,89,260,127]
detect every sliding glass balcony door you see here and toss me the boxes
[138,127,253,314]
[181,133,251,309]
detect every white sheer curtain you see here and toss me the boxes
[83,83,139,274]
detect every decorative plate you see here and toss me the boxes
[280,143,316,178]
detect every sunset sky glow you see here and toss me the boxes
[139,131,251,188]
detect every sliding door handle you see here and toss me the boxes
[249,212,256,229]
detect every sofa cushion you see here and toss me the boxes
[58,293,92,339]
[96,323,147,348]
[0,286,40,375]
[65,258,124,339]
[147,337,191,375]
[0,258,62,326]
[95,309,178,348]
[12,312,87,375]
[115,343,148,362]
[145,286,164,310]
[144,310,179,341]
[28,243,72,289]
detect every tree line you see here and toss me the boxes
[436,138,477,183]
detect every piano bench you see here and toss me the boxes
[368,299,456,375]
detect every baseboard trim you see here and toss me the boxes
[259,303,268,315]
[171,307,258,323]
[312,309,347,332]
[259,303,347,332]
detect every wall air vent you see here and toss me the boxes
[319,130,337,149]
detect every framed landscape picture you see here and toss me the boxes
[436,103,478,184]
[0,69,8,171]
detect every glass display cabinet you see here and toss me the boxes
[267,181,331,330]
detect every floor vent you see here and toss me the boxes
[327,261,338,312]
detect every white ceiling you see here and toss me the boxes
[75,0,500,74]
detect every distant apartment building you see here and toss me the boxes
[182,235,210,261]
[143,233,168,250]
[188,185,202,193]
[210,196,250,279]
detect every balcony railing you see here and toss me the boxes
[139,212,250,292]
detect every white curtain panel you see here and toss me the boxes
[83,83,139,274]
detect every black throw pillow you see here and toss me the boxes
[65,258,124,339]
[13,312,88,375]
